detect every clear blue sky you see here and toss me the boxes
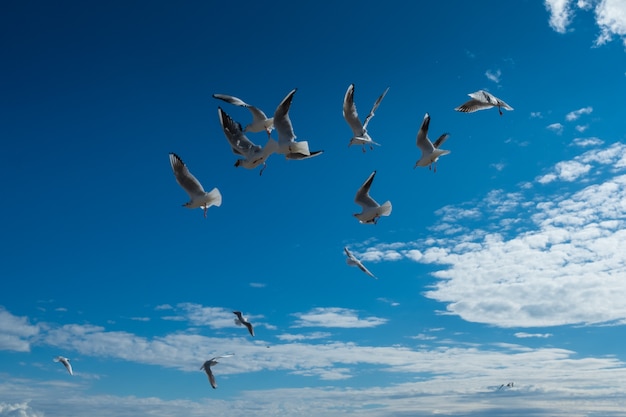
[2,1,626,416]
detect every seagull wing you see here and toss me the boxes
[218,107,259,157]
[273,88,298,146]
[342,84,365,136]
[169,153,206,197]
[416,113,435,154]
[354,171,379,208]
[432,133,450,149]
[356,259,376,279]
[213,93,249,107]
[362,87,389,130]
[454,97,493,113]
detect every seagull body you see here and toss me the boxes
[344,247,376,279]
[53,356,73,375]
[353,170,392,224]
[414,113,450,172]
[233,311,254,336]
[169,153,222,217]
[201,354,234,389]
[217,107,278,175]
[273,88,323,160]
[454,90,513,115]
[213,93,274,136]
[342,84,389,151]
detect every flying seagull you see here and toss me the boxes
[53,356,73,375]
[169,153,222,218]
[497,382,515,391]
[344,247,376,279]
[200,354,234,389]
[273,88,324,160]
[342,84,389,151]
[233,311,255,336]
[454,90,513,116]
[353,170,392,224]
[414,113,450,172]
[217,107,278,175]
[212,93,274,137]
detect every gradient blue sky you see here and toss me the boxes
[2,1,626,416]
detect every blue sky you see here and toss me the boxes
[2,0,626,416]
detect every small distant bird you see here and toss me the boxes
[342,84,389,151]
[353,170,392,224]
[53,356,73,375]
[169,153,222,218]
[273,88,324,160]
[233,311,254,336]
[212,93,274,137]
[497,382,515,390]
[414,113,450,172]
[217,107,278,175]
[344,247,376,279]
[200,355,234,389]
[454,90,513,116]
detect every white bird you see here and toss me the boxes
[217,107,278,175]
[212,93,274,137]
[344,247,376,279]
[200,354,234,389]
[353,170,392,224]
[414,113,450,172]
[233,311,254,336]
[454,90,513,116]
[169,153,222,218]
[342,84,389,152]
[273,88,323,160]
[53,356,73,375]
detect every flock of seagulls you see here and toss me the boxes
[54,87,513,387]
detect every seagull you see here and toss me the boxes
[233,311,254,336]
[344,247,377,279]
[497,382,515,391]
[212,93,274,137]
[454,90,513,116]
[53,356,73,375]
[414,113,450,172]
[273,88,324,160]
[169,153,222,218]
[217,107,278,175]
[353,170,392,224]
[200,354,234,389]
[342,84,389,152]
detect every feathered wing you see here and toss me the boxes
[54,356,73,375]
[169,153,206,198]
[213,93,249,107]
[416,113,435,154]
[454,97,492,113]
[218,107,260,157]
[273,88,298,147]
[362,87,389,130]
[354,171,379,209]
[432,133,450,149]
[342,84,365,136]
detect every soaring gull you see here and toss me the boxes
[454,90,513,116]
[53,356,73,375]
[212,93,274,137]
[233,311,255,336]
[344,247,377,279]
[342,84,389,151]
[169,153,222,218]
[353,170,392,224]
[273,88,323,160]
[414,113,450,172]
[201,354,234,389]
[217,107,278,175]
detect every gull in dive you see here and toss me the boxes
[414,113,450,172]
[217,107,278,175]
[233,311,254,336]
[169,153,222,218]
[454,90,513,116]
[342,84,389,152]
[273,88,324,160]
[354,170,392,224]
[53,356,73,375]
[201,354,234,389]
[212,93,274,137]
[344,247,377,279]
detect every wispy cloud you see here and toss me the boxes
[547,122,564,134]
[0,308,39,352]
[485,68,502,83]
[566,106,593,121]
[292,307,387,328]
[572,137,604,147]
[545,0,574,33]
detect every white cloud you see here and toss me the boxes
[545,0,574,33]
[0,308,39,352]
[530,111,543,118]
[595,0,626,46]
[249,282,266,288]
[566,106,593,121]
[572,137,604,147]
[547,122,564,134]
[292,307,387,328]
[0,402,44,417]
[514,332,553,338]
[276,332,332,341]
[536,160,592,183]
[575,124,589,132]
[485,68,502,83]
